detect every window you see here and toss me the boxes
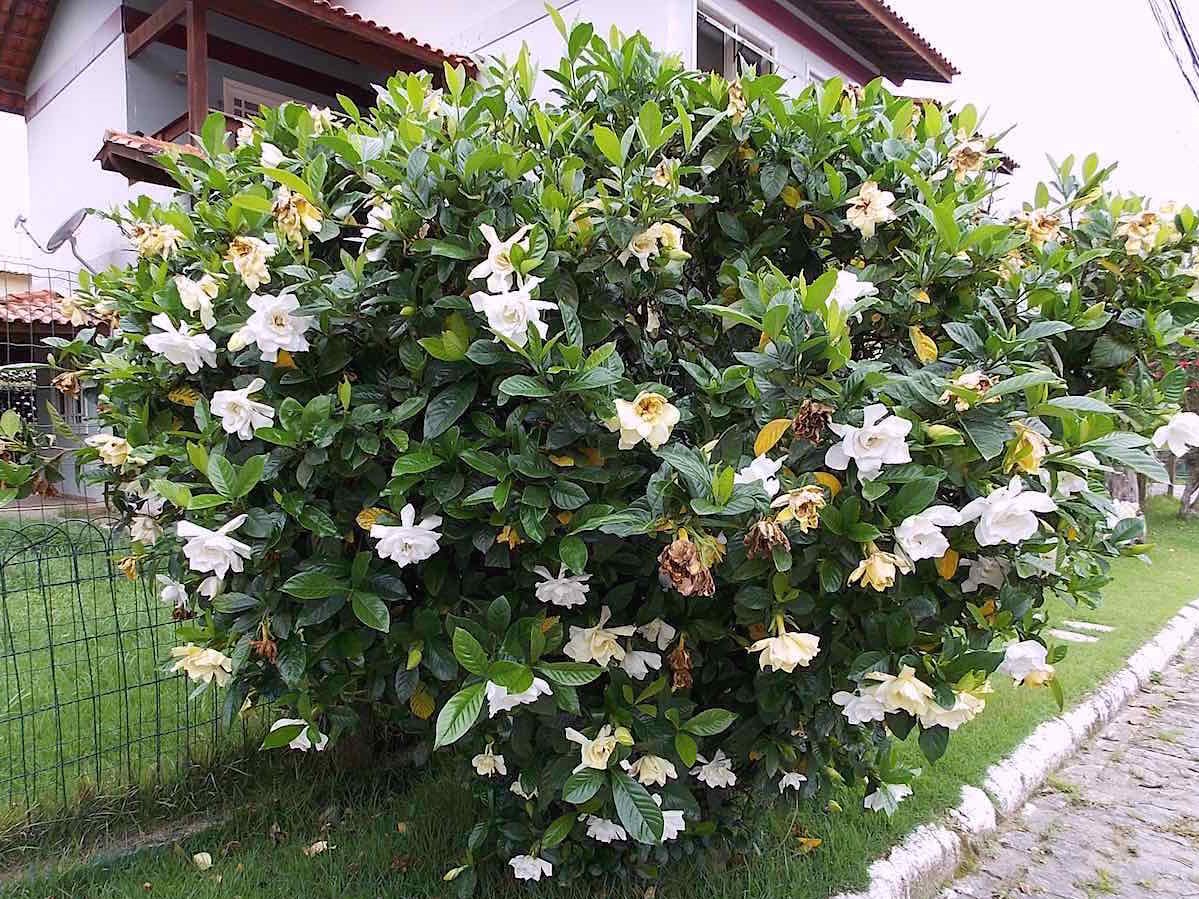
[806,62,834,86]
[222,78,296,120]
[696,6,775,79]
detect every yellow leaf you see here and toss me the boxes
[409,687,435,720]
[912,288,931,304]
[580,447,604,466]
[556,511,573,526]
[275,349,297,369]
[757,331,771,350]
[909,325,938,363]
[813,471,842,498]
[781,184,803,208]
[356,507,387,530]
[754,418,793,456]
[549,454,575,467]
[935,548,960,579]
[497,525,522,548]
[797,837,823,854]
[167,386,200,407]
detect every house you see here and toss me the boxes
[0,1,954,272]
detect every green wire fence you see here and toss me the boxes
[0,519,241,822]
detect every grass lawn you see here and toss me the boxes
[3,497,1197,898]
[0,519,239,823]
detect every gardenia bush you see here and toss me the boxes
[20,16,1199,889]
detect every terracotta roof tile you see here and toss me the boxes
[301,1,475,72]
[0,289,81,327]
[804,0,957,84]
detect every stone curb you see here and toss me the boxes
[831,597,1199,899]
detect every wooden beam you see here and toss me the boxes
[845,0,956,82]
[125,0,187,58]
[123,8,377,108]
[185,0,208,136]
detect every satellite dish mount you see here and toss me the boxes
[14,209,96,273]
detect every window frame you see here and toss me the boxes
[696,3,779,79]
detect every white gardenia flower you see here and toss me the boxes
[609,391,680,450]
[778,772,807,793]
[533,564,590,607]
[236,123,254,147]
[510,778,538,800]
[177,515,253,579]
[371,504,443,568]
[563,606,636,666]
[918,690,986,731]
[864,782,912,816]
[958,477,1057,546]
[864,665,934,716]
[1040,466,1089,498]
[130,511,162,545]
[1106,499,1143,530]
[157,575,188,610]
[469,223,532,293]
[565,724,618,772]
[472,741,507,777]
[174,274,219,330]
[1152,411,1199,457]
[211,378,275,440]
[620,648,662,680]
[653,794,686,841]
[637,618,677,650]
[270,717,329,752]
[260,142,284,166]
[198,575,223,599]
[734,454,783,498]
[748,630,820,673]
[585,816,627,843]
[170,644,232,686]
[308,105,334,134]
[894,505,962,561]
[509,855,553,882]
[998,640,1055,685]
[143,313,217,374]
[829,269,878,315]
[485,677,552,717]
[692,750,737,788]
[622,754,677,787]
[959,556,1010,593]
[824,403,912,481]
[227,293,314,362]
[846,181,897,239]
[469,277,557,348]
[832,688,887,725]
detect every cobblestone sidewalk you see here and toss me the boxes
[941,639,1199,899]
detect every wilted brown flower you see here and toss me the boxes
[744,519,791,560]
[118,556,138,580]
[658,535,715,597]
[771,485,827,532]
[726,81,747,122]
[792,400,835,443]
[167,385,201,407]
[667,638,693,690]
[251,633,279,664]
[52,371,81,398]
[1014,209,1062,248]
[948,139,988,179]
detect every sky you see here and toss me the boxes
[0,1,1197,259]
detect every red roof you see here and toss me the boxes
[0,289,81,327]
[0,1,55,115]
[294,1,475,72]
[804,0,957,83]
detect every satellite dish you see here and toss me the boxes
[46,209,89,252]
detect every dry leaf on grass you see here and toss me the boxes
[303,840,333,857]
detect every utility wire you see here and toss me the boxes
[1148,0,1199,105]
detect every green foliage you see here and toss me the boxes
[26,19,1194,889]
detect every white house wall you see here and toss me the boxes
[26,36,169,273]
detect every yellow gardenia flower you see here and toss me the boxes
[908,326,938,363]
[848,547,913,592]
[727,80,748,122]
[273,187,323,246]
[226,236,276,291]
[132,223,183,258]
[948,138,988,180]
[1115,210,1160,257]
[1014,209,1061,247]
[1004,423,1051,474]
[771,485,826,531]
